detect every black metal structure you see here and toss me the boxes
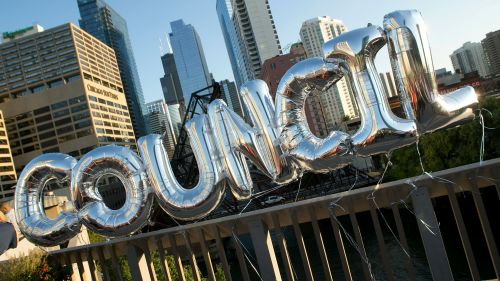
[170,80,221,187]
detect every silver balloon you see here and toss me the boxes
[275,57,353,172]
[384,10,478,133]
[323,25,418,156]
[14,153,80,246]
[71,145,154,237]
[207,80,298,195]
[138,116,226,221]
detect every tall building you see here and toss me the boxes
[482,30,500,76]
[169,19,211,103]
[219,80,244,117]
[145,100,177,157]
[77,0,148,137]
[300,17,358,132]
[167,103,183,140]
[450,41,490,77]
[0,23,135,172]
[379,72,398,98]
[0,111,17,200]
[216,0,282,88]
[160,52,183,105]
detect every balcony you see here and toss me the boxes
[48,158,499,280]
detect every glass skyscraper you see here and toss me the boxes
[77,0,149,137]
[169,20,211,103]
[216,0,281,88]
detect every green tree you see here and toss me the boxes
[385,97,500,181]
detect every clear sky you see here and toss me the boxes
[1,0,499,103]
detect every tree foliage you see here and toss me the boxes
[385,97,500,181]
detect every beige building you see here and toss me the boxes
[300,17,359,132]
[0,110,17,200]
[0,23,135,172]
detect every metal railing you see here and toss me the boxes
[49,158,500,281]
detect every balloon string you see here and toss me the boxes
[475,108,494,165]
[293,175,303,202]
[231,230,263,281]
[329,209,375,281]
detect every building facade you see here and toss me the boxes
[300,17,358,134]
[450,41,490,77]
[0,23,135,172]
[77,0,148,137]
[260,42,306,99]
[216,0,281,88]
[482,30,500,76]
[160,52,183,105]
[145,99,177,157]
[169,19,212,103]
[0,111,16,200]
[219,79,244,118]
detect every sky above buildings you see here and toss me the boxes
[1,0,499,103]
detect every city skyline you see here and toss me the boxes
[1,0,499,104]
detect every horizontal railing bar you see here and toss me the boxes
[48,158,499,259]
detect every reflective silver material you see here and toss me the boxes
[384,10,477,133]
[323,25,418,156]
[15,153,80,246]
[208,80,298,192]
[14,9,480,246]
[71,146,153,237]
[138,117,226,221]
[275,57,353,172]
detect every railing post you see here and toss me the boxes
[248,216,282,281]
[126,243,152,281]
[411,186,453,281]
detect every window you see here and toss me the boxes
[37,122,54,132]
[39,131,56,140]
[41,139,58,148]
[53,109,70,119]
[34,106,50,115]
[51,101,68,110]
[58,134,75,143]
[71,104,87,113]
[69,95,85,105]
[55,117,72,127]
[56,125,73,135]
[76,128,92,138]
[35,114,52,124]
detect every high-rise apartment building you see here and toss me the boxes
[482,30,500,76]
[169,20,211,103]
[0,23,135,172]
[216,0,282,88]
[145,99,177,157]
[300,17,358,132]
[219,79,244,117]
[77,0,148,137]
[160,52,183,105]
[379,72,398,98]
[450,41,490,77]
[0,111,17,200]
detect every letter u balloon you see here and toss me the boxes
[15,10,477,246]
